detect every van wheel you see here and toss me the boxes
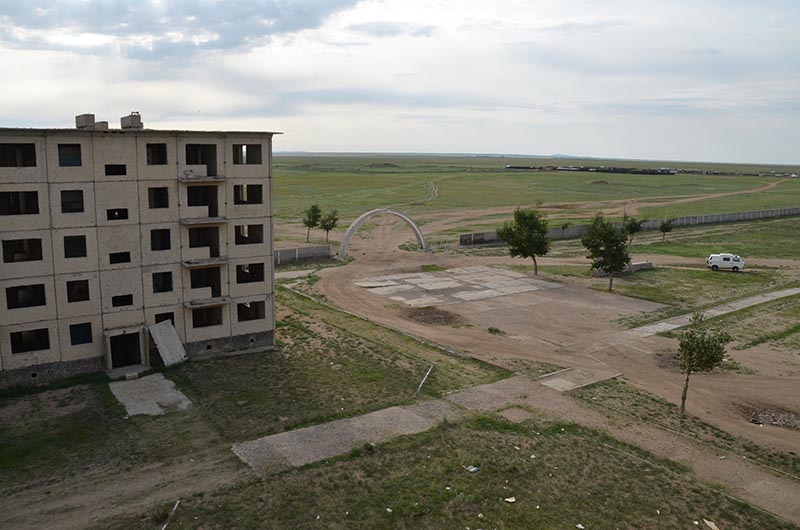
[732,266,739,272]
[711,265,719,271]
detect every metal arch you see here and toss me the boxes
[337,208,428,259]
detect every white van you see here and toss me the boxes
[706,253,745,272]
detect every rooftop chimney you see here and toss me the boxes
[121,112,143,130]
[75,114,95,129]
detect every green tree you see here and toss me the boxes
[581,214,630,291]
[676,313,731,414]
[302,204,322,242]
[659,218,675,242]
[496,207,550,274]
[319,210,339,243]
[623,215,646,248]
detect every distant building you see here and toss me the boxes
[0,113,277,387]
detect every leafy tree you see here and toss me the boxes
[319,210,339,243]
[676,313,731,414]
[623,215,646,248]
[302,204,322,242]
[659,218,675,242]
[581,214,630,291]
[496,207,550,274]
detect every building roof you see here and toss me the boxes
[0,127,281,136]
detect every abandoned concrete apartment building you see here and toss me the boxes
[0,113,277,388]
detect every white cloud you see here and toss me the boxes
[0,0,798,163]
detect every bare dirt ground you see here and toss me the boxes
[314,217,800,460]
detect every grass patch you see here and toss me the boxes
[634,217,800,259]
[0,382,230,493]
[421,264,448,272]
[168,287,509,442]
[487,327,506,336]
[100,414,795,530]
[571,378,800,478]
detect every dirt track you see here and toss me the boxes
[315,217,800,458]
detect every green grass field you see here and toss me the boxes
[634,217,800,259]
[273,155,800,221]
[101,414,796,530]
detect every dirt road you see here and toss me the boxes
[315,217,800,458]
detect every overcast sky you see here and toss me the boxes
[1,0,798,164]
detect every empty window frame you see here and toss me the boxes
[154,311,175,325]
[107,208,128,221]
[0,143,36,167]
[66,279,90,302]
[109,251,131,264]
[192,306,223,328]
[146,143,168,165]
[186,185,218,216]
[105,164,127,176]
[2,238,43,263]
[111,294,133,307]
[6,284,46,309]
[233,184,262,205]
[236,263,265,283]
[190,267,221,297]
[0,191,39,215]
[152,271,173,293]
[148,187,169,209]
[185,144,217,176]
[232,144,262,165]
[61,189,84,213]
[237,300,265,322]
[150,229,171,251]
[69,322,93,345]
[188,226,220,257]
[10,328,49,354]
[235,224,263,245]
[63,235,87,258]
[57,144,82,167]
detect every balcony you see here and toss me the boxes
[184,296,230,309]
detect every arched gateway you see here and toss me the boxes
[337,208,427,259]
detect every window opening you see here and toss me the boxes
[69,322,93,345]
[152,271,173,293]
[2,238,42,263]
[57,144,82,167]
[109,251,131,264]
[64,235,87,258]
[237,300,266,321]
[66,279,90,302]
[0,191,39,215]
[146,143,168,165]
[150,229,171,251]
[233,184,262,205]
[235,224,263,245]
[148,187,169,208]
[0,143,36,167]
[6,284,46,309]
[10,328,49,353]
[61,189,84,213]
[192,306,223,328]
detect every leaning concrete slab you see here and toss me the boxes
[148,320,187,366]
[109,373,191,416]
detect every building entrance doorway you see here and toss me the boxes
[110,333,141,368]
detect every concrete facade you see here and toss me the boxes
[0,114,277,387]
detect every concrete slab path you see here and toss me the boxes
[231,373,800,524]
[631,287,800,337]
[109,373,192,416]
